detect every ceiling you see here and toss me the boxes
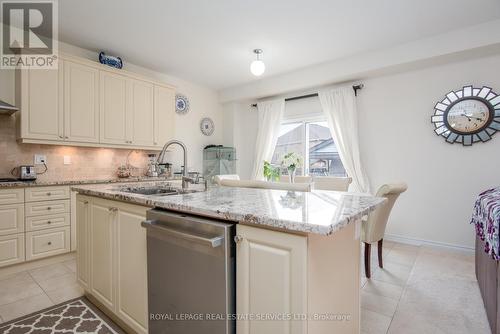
[59,0,500,90]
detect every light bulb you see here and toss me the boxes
[250,59,265,76]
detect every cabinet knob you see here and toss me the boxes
[48,241,52,245]
[47,207,51,210]
[47,221,51,224]
[108,207,118,212]
[234,235,243,243]
[65,136,69,139]
[46,192,51,196]
[83,200,89,204]
[59,135,63,139]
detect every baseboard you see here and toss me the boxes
[384,233,474,253]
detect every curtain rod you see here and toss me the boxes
[250,84,364,108]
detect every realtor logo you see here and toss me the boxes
[1,0,58,68]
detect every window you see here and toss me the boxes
[271,120,346,177]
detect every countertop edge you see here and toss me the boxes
[0,177,174,189]
[73,187,387,236]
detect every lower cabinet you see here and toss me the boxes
[25,226,70,261]
[236,224,307,334]
[76,195,148,334]
[89,198,115,310]
[115,204,148,332]
[0,234,25,267]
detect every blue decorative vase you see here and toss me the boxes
[99,52,123,69]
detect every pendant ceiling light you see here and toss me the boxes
[250,49,265,76]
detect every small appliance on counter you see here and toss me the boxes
[11,165,37,181]
[146,154,159,177]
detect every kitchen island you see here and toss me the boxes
[72,181,385,334]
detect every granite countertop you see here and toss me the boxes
[0,176,174,188]
[72,182,386,236]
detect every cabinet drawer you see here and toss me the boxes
[26,213,70,232]
[26,226,70,261]
[0,203,24,235]
[25,186,70,202]
[25,200,70,217]
[0,188,24,205]
[0,233,25,267]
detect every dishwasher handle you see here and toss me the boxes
[141,220,224,248]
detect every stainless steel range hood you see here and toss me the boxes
[0,100,18,115]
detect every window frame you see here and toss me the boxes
[277,115,344,177]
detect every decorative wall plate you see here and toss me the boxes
[431,85,500,146]
[200,117,215,136]
[175,94,190,114]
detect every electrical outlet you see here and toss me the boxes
[63,155,72,165]
[34,154,47,165]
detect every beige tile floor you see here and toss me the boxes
[0,253,83,323]
[361,241,490,334]
[0,242,490,333]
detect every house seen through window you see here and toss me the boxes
[271,120,347,177]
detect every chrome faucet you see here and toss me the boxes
[157,140,193,190]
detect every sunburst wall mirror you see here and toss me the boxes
[431,85,500,146]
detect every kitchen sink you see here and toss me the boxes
[119,186,198,196]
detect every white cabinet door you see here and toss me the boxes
[0,203,24,236]
[100,71,129,145]
[154,85,175,147]
[115,202,148,334]
[20,65,64,140]
[0,234,25,267]
[64,61,99,143]
[89,198,115,310]
[129,79,154,147]
[236,225,307,334]
[76,195,91,291]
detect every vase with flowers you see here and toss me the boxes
[281,152,303,183]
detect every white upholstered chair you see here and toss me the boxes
[361,183,408,278]
[279,175,313,184]
[219,179,312,192]
[213,174,240,185]
[313,176,352,191]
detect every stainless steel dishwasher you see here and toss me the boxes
[141,209,236,334]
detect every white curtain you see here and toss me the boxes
[251,99,285,180]
[318,87,370,193]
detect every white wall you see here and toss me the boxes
[0,42,223,174]
[225,53,500,249]
[358,53,500,249]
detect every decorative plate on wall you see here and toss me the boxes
[431,85,500,146]
[175,94,190,114]
[200,117,215,136]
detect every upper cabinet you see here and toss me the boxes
[17,63,64,141]
[129,79,155,147]
[17,54,175,150]
[154,85,175,146]
[64,61,100,143]
[100,71,129,145]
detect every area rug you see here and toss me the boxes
[0,297,125,334]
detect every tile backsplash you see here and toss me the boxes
[0,115,150,181]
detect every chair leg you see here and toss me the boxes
[364,242,371,278]
[378,239,383,268]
